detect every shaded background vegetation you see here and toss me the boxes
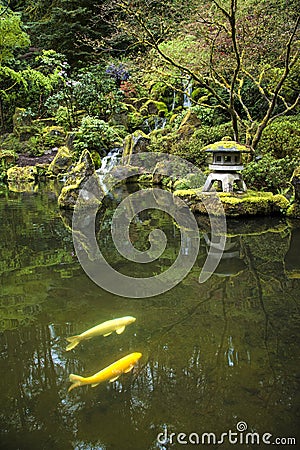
[0,0,299,191]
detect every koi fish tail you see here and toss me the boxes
[66,335,80,351]
[68,374,85,392]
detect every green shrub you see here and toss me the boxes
[243,154,298,192]
[257,116,300,158]
[73,116,127,157]
[149,122,233,167]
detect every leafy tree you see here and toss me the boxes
[107,0,300,152]
[0,4,63,131]
[12,0,113,66]
[0,3,30,64]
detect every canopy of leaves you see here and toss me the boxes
[0,5,30,63]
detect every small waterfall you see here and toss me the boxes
[96,147,122,192]
[144,116,167,133]
[183,78,193,108]
[171,90,176,111]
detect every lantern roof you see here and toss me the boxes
[202,138,251,153]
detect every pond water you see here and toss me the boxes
[0,183,299,450]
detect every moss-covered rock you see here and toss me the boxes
[140,100,168,117]
[12,108,40,142]
[41,125,66,148]
[58,150,99,209]
[7,166,37,183]
[48,146,73,176]
[177,110,202,138]
[286,202,300,219]
[0,149,16,166]
[90,150,101,170]
[179,110,202,130]
[123,130,150,160]
[174,190,290,217]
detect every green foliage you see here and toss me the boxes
[149,122,233,167]
[22,125,66,157]
[0,49,63,131]
[73,116,126,157]
[257,116,300,159]
[243,154,298,193]
[19,0,100,65]
[0,5,30,63]
[45,64,125,129]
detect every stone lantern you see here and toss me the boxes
[202,138,250,193]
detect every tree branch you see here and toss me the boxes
[252,14,300,149]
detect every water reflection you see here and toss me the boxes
[0,186,299,449]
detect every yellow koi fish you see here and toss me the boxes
[66,316,136,351]
[68,352,142,392]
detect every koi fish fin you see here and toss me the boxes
[68,374,85,392]
[116,326,125,335]
[109,375,120,382]
[124,365,134,373]
[66,335,80,351]
[103,332,112,337]
[91,382,100,388]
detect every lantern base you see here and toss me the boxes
[202,172,247,193]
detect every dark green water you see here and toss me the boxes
[0,183,299,450]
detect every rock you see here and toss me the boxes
[41,126,66,149]
[0,150,16,165]
[287,202,300,219]
[174,190,290,217]
[48,146,73,176]
[140,100,168,117]
[12,108,40,141]
[58,150,100,209]
[152,158,191,186]
[7,166,37,183]
[178,110,202,137]
[123,130,150,160]
[33,117,57,127]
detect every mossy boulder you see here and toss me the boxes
[178,110,202,137]
[286,202,300,219]
[12,108,40,142]
[152,158,191,186]
[7,166,37,183]
[58,150,99,209]
[123,130,150,160]
[48,146,73,176]
[0,149,16,165]
[90,150,101,170]
[140,100,168,117]
[41,126,66,149]
[174,190,290,217]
